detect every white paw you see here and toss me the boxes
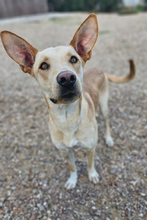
[105,136,114,147]
[88,170,99,184]
[65,171,77,189]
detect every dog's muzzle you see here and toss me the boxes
[51,70,80,103]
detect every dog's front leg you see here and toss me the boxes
[61,149,77,189]
[87,147,99,184]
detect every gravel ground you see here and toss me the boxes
[0,13,147,220]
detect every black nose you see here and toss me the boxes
[57,71,76,88]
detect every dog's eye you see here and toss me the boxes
[40,62,49,70]
[70,56,78,64]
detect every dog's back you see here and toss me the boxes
[83,59,135,113]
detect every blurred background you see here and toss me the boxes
[0,0,146,18]
[0,0,147,220]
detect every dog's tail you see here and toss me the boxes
[106,60,135,84]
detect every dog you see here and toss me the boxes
[0,14,135,189]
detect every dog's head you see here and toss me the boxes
[1,14,98,104]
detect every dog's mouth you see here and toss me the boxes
[50,90,81,104]
[61,90,77,99]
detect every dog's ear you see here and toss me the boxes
[70,13,98,62]
[0,31,38,75]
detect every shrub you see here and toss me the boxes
[118,7,138,15]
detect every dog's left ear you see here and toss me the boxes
[0,31,38,75]
[70,13,98,62]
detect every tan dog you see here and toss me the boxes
[1,14,135,189]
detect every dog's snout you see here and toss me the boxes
[57,71,76,88]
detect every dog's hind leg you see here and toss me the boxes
[62,149,77,189]
[87,147,99,184]
[99,76,114,147]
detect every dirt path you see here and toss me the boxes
[0,13,147,220]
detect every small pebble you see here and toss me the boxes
[68,206,73,211]
[73,213,77,218]
[92,206,97,210]
[139,213,144,217]
[94,217,99,220]
[122,192,126,197]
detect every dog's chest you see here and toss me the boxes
[49,102,80,146]
[49,111,97,150]
[50,111,80,147]
[49,100,98,150]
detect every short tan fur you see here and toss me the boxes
[0,14,135,189]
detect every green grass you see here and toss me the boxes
[76,22,83,26]
[125,45,132,49]
[99,30,110,35]
[49,17,70,23]
[118,7,138,15]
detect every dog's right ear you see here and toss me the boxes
[70,13,98,63]
[0,31,38,75]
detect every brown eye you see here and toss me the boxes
[70,56,78,64]
[40,62,49,70]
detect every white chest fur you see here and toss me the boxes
[49,100,81,147]
[48,99,98,151]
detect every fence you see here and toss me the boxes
[0,0,49,18]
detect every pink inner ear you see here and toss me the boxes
[16,51,33,67]
[77,38,89,57]
[80,38,89,46]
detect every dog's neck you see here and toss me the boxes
[48,97,82,126]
